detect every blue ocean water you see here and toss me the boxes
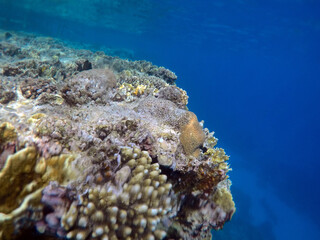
[1,0,320,239]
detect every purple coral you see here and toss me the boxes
[36,182,74,238]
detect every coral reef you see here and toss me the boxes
[0,31,235,240]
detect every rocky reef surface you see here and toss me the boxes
[0,31,235,240]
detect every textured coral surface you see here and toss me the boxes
[0,31,235,240]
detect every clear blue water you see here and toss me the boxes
[1,0,320,239]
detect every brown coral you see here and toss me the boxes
[0,84,16,104]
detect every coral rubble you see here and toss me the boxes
[0,31,235,240]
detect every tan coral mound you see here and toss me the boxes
[179,112,206,156]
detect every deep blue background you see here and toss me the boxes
[1,0,320,239]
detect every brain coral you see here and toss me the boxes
[0,31,235,240]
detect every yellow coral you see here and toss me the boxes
[204,148,229,164]
[133,84,147,96]
[0,147,76,213]
[0,147,38,213]
[212,188,235,216]
[0,188,42,240]
[0,146,76,238]
[119,83,134,91]
[0,122,17,144]
[179,112,205,156]
[27,113,46,124]
[206,136,218,148]
[204,148,230,172]
[38,154,76,184]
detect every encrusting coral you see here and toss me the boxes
[0,31,235,240]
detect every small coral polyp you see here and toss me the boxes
[0,31,235,240]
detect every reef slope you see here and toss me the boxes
[0,31,235,240]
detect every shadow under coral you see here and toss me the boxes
[212,186,277,240]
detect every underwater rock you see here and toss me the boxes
[20,78,57,99]
[0,87,16,104]
[76,59,92,71]
[0,31,235,240]
[4,32,12,40]
[157,85,188,109]
[61,68,117,105]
